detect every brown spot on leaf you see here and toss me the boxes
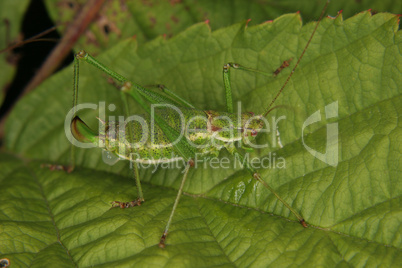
[149,16,157,28]
[119,0,128,11]
[96,14,122,38]
[141,0,153,7]
[171,15,179,24]
[84,30,100,47]
[56,0,79,12]
[170,0,182,6]
[211,125,222,132]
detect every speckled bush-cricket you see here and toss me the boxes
[68,2,329,248]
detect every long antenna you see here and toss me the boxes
[0,26,58,54]
[264,0,330,117]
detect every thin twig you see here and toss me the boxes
[21,0,106,96]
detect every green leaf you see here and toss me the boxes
[2,11,401,266]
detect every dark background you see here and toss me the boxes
[0,0,73,119]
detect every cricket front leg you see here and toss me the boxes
[222,62,274,113]
[41,163,74,173]
[111,199,143,208]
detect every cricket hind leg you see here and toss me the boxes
[73,50,148,207]
[232,148,307,227]
[107,79,195,109]
[111,161,145,209]
[41,51,133,174]
[159,160,193,248]
[252,172,307,227]
[144,84,196,109]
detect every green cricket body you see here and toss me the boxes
[72,107,264,163]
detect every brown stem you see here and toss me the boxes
[0,0,106,139]
[21,0,106,96]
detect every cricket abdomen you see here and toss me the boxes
[100,107,212,162]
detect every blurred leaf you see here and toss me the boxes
[43,0,400,54]
[2,10,401,267]
[0,0,30,105]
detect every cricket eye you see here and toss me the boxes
[251,130,258,136]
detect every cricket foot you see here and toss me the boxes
[110,198,144,209]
